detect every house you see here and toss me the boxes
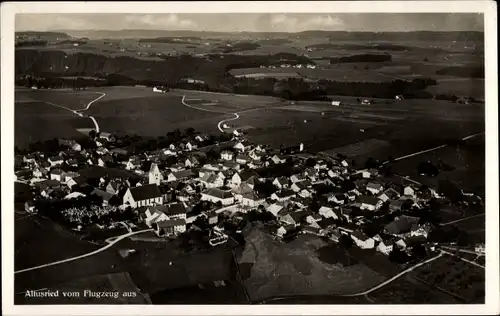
[206,211,219,225]
[185,142,197,151]
[169,163,185,172]
[329,228,342,243]
[231,171,259,188]
[291,180,311,193]
[221,150,234,161]
[341,208,353,223]
[306,213,323,224]
[404,186,416,197]
[279,210,308,226]
[50,168,65,182]
[99,132,116,142]
[271,189,295,202]
[249,150,266,161]
[167,170,195,182]
[48,156,64,166]
[345,192,356,202]
[66,176,83,189]
[25,200,36,213]
[384,215,420,236]
[123,184,163,208]
[126,157,141,170]
[267,202,284,217]
[155,219,187,236]
[377,238,395,255]
[366,182,384,195]
[273,177,289,189]
[92,189,119,206]
[410,224,432,238]
[327,193,345,205]
[356,195,383,211]
[475,243,485,253]
[351,230,375,249]
[201,188,235,205]
[185,156,199,168]
[271,154,286,164]
[232,183,254,203]
[388,199,409,213]
[236,155,251,165]
[318,206,339,220]
[233,142,245,152]
[148,163,164,185]
[291,174,305,183]
[106,180,126,195]
[222,161,240,171]
[242,192,265,208]
[395,238,407,250]
[378,188,400,202]
[98,155,114,167]
[200,173,224,188]
[145,203,187,223]
[276,224,296,239]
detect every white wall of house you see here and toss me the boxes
[201,194,234,206]
[352,236,375,249]
[376,242,393,255]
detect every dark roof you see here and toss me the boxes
[157,219,186,228]
[92,189,114,201]
[148,203,186,216]
[290,210,310,222]
[173,169,195,179]
[275,189,295,198]
[129,184,162,201]
[239,171,259,181]
[384,216,419,235]
[352,230,370,241]
[294,180,312,190]
[357,195,380,205]
[242,191,265,201]
[49,156,63,162]
[203,188,233,199]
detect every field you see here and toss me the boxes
[390,135,485,197]
[233,98,484,165]
[238,227,385,302]
[409,255,485,303]
[15,215,99,271]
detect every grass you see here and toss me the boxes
[389,135,485,197]
[115,238,237,295]
[411,255,485,303]
[238,227,385,302]
[15,216,99,271]
[15,101,93,148]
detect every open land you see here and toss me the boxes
[238,227,385,302]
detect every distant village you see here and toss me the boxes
[15,126,485,260]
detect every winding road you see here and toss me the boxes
[14,229,153,274]
[36,91,106,132]
[258,251,445,304]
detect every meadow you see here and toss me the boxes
[238,228,385,302]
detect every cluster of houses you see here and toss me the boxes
[16,127,467,256]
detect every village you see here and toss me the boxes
[15,126,485,263]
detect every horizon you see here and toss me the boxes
[15,13,484,33]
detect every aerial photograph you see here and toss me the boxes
[13,12,486,305]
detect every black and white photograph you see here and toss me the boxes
[1,1,498,315]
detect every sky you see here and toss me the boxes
[15,13,484,33]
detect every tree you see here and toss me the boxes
[305,158,317,167]
[388,248,410,264]
[417,161,439,177]
[185,127,196,137]
[340,234,353,249]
